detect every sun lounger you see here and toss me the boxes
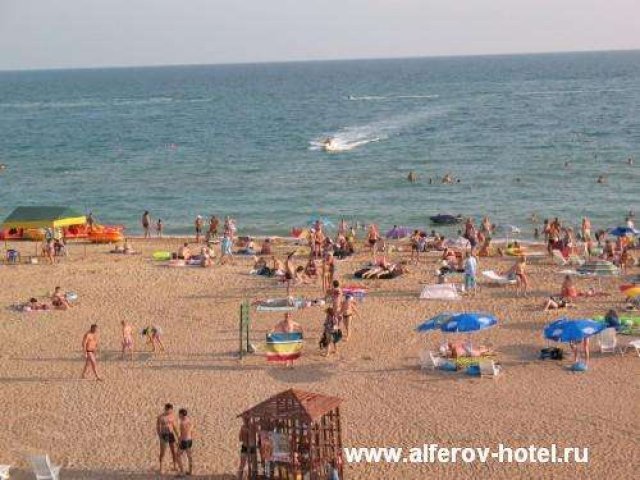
[420,350,445,370]
[256,298,304,312]
[552,250,569,266]
[598,328,617,354]
[479,359,502,378]
[0,465,10,480]
[482,270,516,285]
[621,339,640,357]
[28,454,61,480]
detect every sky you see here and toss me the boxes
[1,0,639,70]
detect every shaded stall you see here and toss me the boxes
[239,389,344,479]
[1,206,87,258]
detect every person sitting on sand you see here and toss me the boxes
[252,256,269,275]
[304,258,318,279]
[51,286,72,310]
[200,246,213,267]
[271,256,285,277]
[177,243,192,260]
[143,326,165,353]
[560,275,579,299]
[260,237,272,255]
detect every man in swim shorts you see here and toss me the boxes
[157,403,179,474]
[178,408,194,476]
[81,324,102,381]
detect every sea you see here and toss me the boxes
[1,50,639,237]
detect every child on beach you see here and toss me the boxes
[319,307,342,356]
[121,320,134,360]
[143,326,165,353]
[156,219,163,237]
[220,233,234,264]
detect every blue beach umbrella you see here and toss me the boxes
[440,313,498,333]
[543,318,604,343]
[608,226,640,237]
[415,313,454,333]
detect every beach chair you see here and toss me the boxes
[568,254,585,266]
[552,250,568,266]
[27,454,61,480]
[479,360,502,378]
[621,339,640,357]
[5,249,20,264]
[598,328,617,354]
[420,350,444,370]
[0,465,10,480]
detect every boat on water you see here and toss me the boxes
[321,137,341,152]
[429,214,463,225]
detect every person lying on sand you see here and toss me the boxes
[445,341,492,358]
[543,296,575,311]
[22,297,50,312]
[51,286,73,310]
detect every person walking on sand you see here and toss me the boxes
[195,215,204,243]
[509,256,529,297]
[121,320,134,360]
[177,408,195,476]
[341,294,359,341]
[81,324,102,381]
[156,219,163,238]
[463,250,478,296]
[157,403,180,475]
[142,211,151,238]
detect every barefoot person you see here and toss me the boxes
[121,320,134,360]
[157,403,180,475]
[237,423,256,479]
[81,324,102,381]
[142,211,151,238]
[178,408,195,476]
[51,286,72,310]
[195,215,204,243]
[341,294,359,341]
[271,313,303,368]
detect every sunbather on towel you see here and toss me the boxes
[22,297,50,312]
[543,296,575,311]
[446,341,492,358]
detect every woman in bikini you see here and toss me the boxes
[121,320,134,360]
[341,294,359,341]
[367,224,380,258]
[512,257,529,297]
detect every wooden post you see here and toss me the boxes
[239,300,251,359]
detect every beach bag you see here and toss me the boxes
[540,347,563,360]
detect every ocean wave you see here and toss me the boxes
[348,94,439,101]
[513,88,629,97]
[0,97,175,110]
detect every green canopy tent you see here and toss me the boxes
[2,206,87,258]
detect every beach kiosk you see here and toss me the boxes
[2,206,86,258]
[238,389,344,480]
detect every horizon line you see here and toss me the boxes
[1,47,639,74]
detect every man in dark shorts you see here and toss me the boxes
[156,403,179,474]
[178,408,194,476]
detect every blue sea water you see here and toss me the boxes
[0,51,639,235]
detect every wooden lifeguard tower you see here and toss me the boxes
[238,389,344,479]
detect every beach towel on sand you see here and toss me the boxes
[482,270,516,285]
[420,284,460,300]
[265,332,303,361]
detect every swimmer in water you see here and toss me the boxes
[407,171,417,183]
[596,175,607,184]
[627,157,634,165]
[564,161,570,168]
[0,163,5,171]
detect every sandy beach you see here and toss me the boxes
[0,237,639,479]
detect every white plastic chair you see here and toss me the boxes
[28,454,61,480]
[552,250,568,266]
[0,465,10,480]
[419,350,444,370]
[598,328,617,354]
[622,339,640,357]
[479,360,502,378]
